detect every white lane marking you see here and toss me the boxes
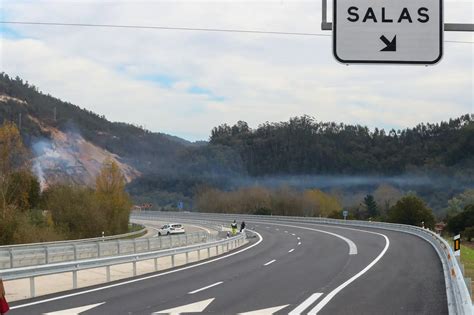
[308,234,390,314]
[297,237,301,240]
[43,302,105,315]
[188,281,223,294]
[11,230,263,310]
[291,233,296,236]
[264,259,276,266]
[297,242,301,246]
[288,249,295,253]
[154,298,214,314]
[238,304,290,315]
[249,221,357,255]
[288,293,323,315]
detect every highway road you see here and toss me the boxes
[9,218,448,314]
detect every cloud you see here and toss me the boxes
[1,0,473,140]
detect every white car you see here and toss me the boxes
[157,223,185,236]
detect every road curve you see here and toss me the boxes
[9,218,448,315]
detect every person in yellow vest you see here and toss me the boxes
[231,220,238,236]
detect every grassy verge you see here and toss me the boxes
[461,244,474,295]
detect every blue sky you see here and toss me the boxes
[1,0,472,141]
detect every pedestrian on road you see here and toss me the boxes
[231,220,238,236]
[240,221,246,233]
[0,277,9,314]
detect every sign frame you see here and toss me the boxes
[333,0,444,65]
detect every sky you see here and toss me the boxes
[1,0,473,141]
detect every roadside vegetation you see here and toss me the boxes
[0,122,131,245]
[195,186,438,229]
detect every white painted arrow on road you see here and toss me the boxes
[238,304,289,315]
[153,298,214,315]
[43,302,105,315]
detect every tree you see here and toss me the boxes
[364,194,378,218]
[447,204,474,235]
[388,194,435,229]
[0,121,29,215]
[95,159,131,235]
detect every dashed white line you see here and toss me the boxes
[297,237,301,240]
[297,242,302,246]
[288,249,295,253]
[289,293,323,315]
[188,281,223,294]
[291,233,296,236]
[264,259,276,266]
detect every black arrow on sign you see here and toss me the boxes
[380,35,397,52]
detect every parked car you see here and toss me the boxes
[157,223,185,236]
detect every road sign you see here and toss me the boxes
[343,210,349,219]
[454,234,461,256]
[333,0,443,64]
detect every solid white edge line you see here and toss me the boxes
[250,221,357,255]
[288,249,295,253]
[263,259,276,266]
[11,230,263,310]
[288,293,323,315]
[188,281,223,294]
[307,234,390,315]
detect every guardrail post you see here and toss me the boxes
[207,247,211,258]
[72,270,78,289]
[106,265,111,282]
[117,240,121,254]
[73,244,78,260]
[97,242,101,258]
[185,252,189,264]
[171,254,175,267]
[9,249,13,268]
[44,246,49,264]
[216,245,219,255]
[30,277,35,298]
[133,261,137,276]
[154,258,158,271]
[198,249,201,260]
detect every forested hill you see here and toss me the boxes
[210,115,474,176]
[0,73,188,168]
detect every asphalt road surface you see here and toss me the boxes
[9,218,448,315]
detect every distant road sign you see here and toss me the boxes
[333,0,443,64]
[343,210,349,219]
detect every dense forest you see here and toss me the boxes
[210,115,473,176]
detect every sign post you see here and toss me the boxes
[333,0,443,64]
[454,234,461,257]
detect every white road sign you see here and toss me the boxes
[333,0,443,64]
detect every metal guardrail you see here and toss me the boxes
[134,211,473,315]
[0,225,147,250]
[0,232,246,299]
[0,231,210,269]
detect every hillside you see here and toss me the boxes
[1,73,472,214]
